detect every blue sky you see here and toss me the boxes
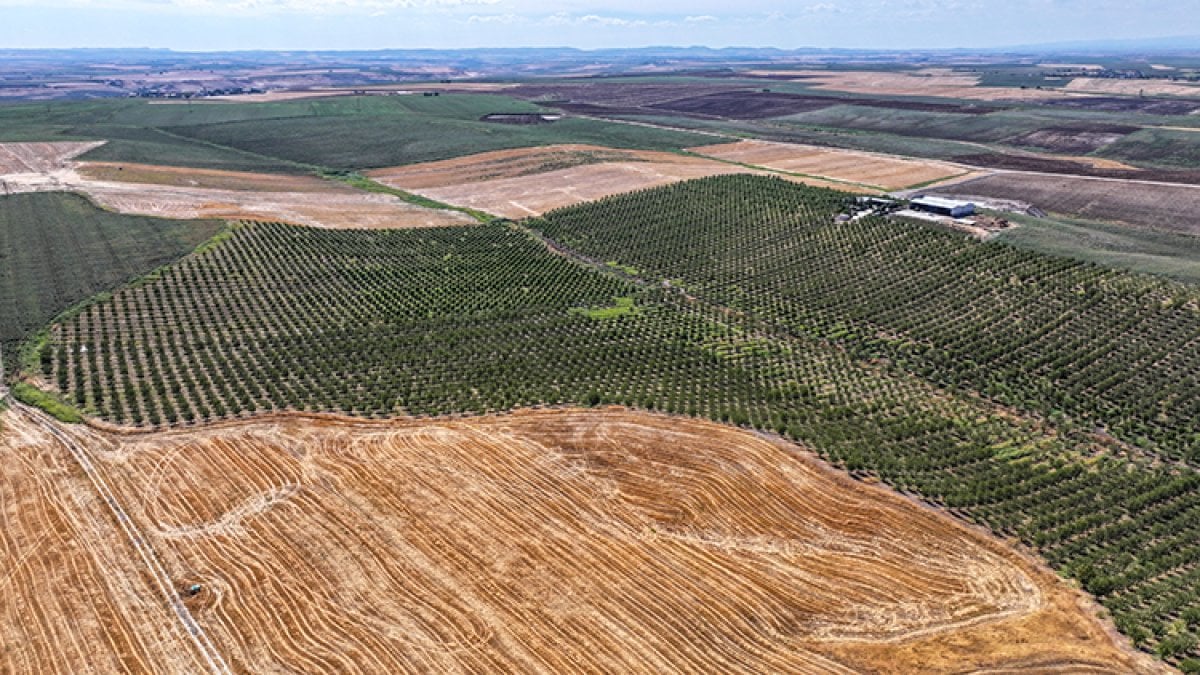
[0,0,1196,51]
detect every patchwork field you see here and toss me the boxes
[690,140,968,191]
[929,172,1200,235]
[1064,77,1200,98]
[744,69,1070,101]
[367,144,756,217]
[0,407,1156,673]
[0,143,473,229]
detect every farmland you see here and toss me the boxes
[0,407,1155,673]
[0,143,474,229]
[929,173,1200,235]
[7,51,1200,674]
[31,175,1200,664]
[367,144,755,217]
[0,191,222,374]
[690,140,966,191]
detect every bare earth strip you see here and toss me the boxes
[0,411,209,675]
[368,145,764,218]
[0,143,474,229]
[1064,78,1200,98]
[691,140,966,191]
[744,69,1072,101]
[0,141,104,175]
[6,408,1159,673]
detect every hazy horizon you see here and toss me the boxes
[2,1,1198,52]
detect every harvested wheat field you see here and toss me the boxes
[0,146,474,229]
[1,407,1158,673]
[0,411,211,674]
[745,69,1071,101]
[368,144,759,218]
[692,140,966,191]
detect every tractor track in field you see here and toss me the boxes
[11,402,232,675]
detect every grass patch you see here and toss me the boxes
[996,211,1200,284]
[12,382,82,423]
[572,296,641,319]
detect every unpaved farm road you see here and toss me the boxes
[10,402,232,675]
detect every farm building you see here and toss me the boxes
[910,196,976,218]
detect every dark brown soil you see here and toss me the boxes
[954,153,1200,185]
[480,113,556,125]
[1004,124,1140,154]
[649,91,1000,119]
[1039,97,1200,116]
[929,173,1200,235]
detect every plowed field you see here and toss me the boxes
[367,144,758,217]
[744,69,1069,101]
[692,140,966,191]
[0,143,473,229]
[0,408,1157,673]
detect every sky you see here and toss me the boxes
[0,0,1197,51]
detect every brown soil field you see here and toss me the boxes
[0,407,1159,673]
[952,152,1200,186]
[929,173,1200,235]
[1006,125,1139,155]
[1064,78,1200,98]
[368,144,763,218]
[0,411,210,674]
[0,141,104,175]
[77,162,352,193]
[649,90,999,119]
[744,69,1071,101]
[0,146,474,229]
[692,140,965,191]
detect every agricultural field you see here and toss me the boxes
[690,140,967,191]
[367,144,756,217]
[739,68,1069,100]
[0,407,1155,673]
[929,173,1200,235]
[9,57,1200,674]
[0,143,473,229]
[29,175,1200,665]
[0,191,222,374]
[161,94,718,170]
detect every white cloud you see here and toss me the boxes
[683,14,716,22]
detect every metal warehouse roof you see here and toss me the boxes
[911,196,974,209]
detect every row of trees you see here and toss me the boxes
[45,177,1200,663]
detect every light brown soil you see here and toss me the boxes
[368,144,763,218]
[693,140,965,191]
[745,69,1072,101]
[77,162,352,193]
[0,411,208,674]
[1,407,1161,673]
[0,141,104,175]
[0,146,473,229]
[1065,78,1200,97]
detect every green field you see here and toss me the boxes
[36,175,1200,663]
[997,211,1200,283]
[1101,127,1200,168]
[0,94,717,172]
[164,94,716,169]
[0,191,224,377]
